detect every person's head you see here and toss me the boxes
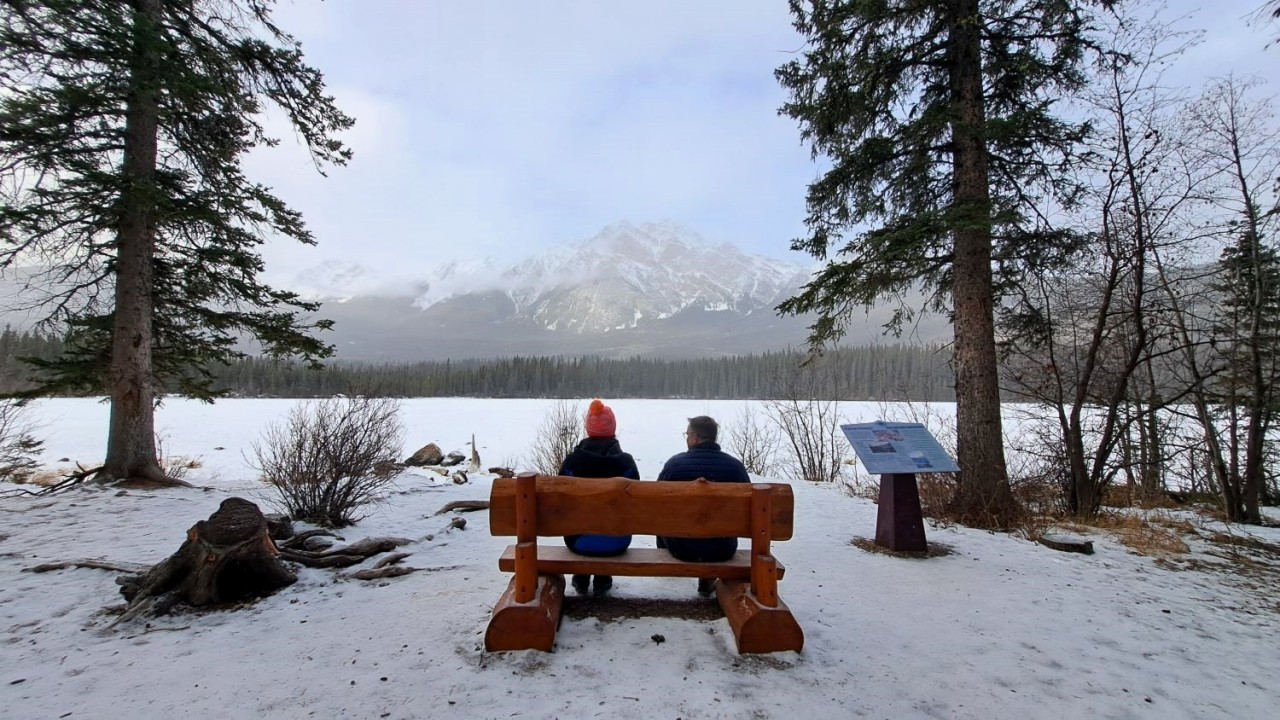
[585,399,617,438]
[685,415,718,447]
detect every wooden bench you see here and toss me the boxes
[485,472,804,654]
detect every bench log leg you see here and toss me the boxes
[716,580,804,654]
[484,573,565,652]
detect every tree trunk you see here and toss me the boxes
[103,0,168,485]
[117,498,297,621]
[1243,410,1264,523]
[945,0,1019,528]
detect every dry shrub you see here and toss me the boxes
[527,400,581,476]
[916,473,958,523]
[766,359,849,484]
[838,471,959,528]
[155,434,201,483]
[252,397,404,527]
[838,469,878,501]
[724,406,779,476]
[0,400,42,482]
[1011,474,1064,517]
[765,394,846,483]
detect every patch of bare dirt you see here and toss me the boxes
[849,536,957,558]
[561,595,722,623]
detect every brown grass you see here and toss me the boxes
[25,468,76,487]
[1020,511,1192,557]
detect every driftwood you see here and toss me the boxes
[114,498,297,626]
[279,537,412,569]
[24,559,151,574]
[264,514,294,540]
[373,552,412,568]
[348,565,418,581]
[489,467,515,478]
[278,529,340,550]
[434,500,490,515]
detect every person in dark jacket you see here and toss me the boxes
[560,399,638,597]
[656,415,750,596]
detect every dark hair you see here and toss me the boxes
[686,416,718,442]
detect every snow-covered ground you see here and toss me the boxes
[1,398,1277,719]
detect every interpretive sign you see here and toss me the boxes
[841,421,959,475]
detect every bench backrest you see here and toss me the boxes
[489,475,794,541]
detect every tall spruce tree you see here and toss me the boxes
[776,0,1098,527]
[0,0,352,484]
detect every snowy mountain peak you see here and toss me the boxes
[420,221,812,334]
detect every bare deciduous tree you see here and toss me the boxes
[1172,76,1280,522]
[1002,9,1201,516]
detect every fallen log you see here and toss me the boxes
[1039,533,1094,555]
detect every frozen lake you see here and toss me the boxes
[24,396,962,482]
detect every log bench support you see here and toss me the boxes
[484,473,803,654]
[483,573,565,652]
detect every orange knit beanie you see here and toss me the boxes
[585,399,616,438]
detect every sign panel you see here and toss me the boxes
[841,421,960,475]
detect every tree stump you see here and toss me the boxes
[117,498,297,621]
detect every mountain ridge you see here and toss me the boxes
[307,221,950,361]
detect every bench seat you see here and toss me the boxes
[498,545,787,579]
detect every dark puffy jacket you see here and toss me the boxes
[656,442,750,562]
[560,437,639,556]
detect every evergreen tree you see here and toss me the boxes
[775,0,1098,527]
[0,0,351,483]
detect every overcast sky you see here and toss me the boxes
[248,0,1278,292]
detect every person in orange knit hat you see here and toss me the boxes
[559,399,638,597]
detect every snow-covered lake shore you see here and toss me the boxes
[1,398,1277,719]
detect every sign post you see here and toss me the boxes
[841,422,959,553]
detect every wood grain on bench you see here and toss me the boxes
[489,475,793,540]
[498,545,787,579]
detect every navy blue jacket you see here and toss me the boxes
[656,442,750,562]
[560,437,638,556]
